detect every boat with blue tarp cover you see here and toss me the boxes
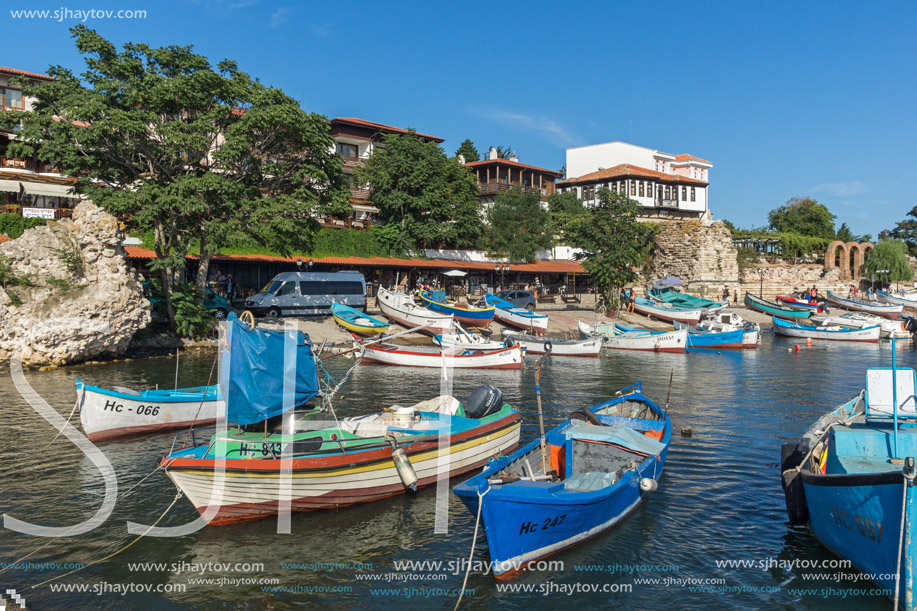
[161,314,521,524]
[454,383,671,580]
[419,290,495,327]
[649,288,724,313]
[781,344,917,610]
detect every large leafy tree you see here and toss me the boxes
[880,205,917,256]
[1,27,349,329]
[484,188,552,263]
[767,196,836,239]
[454,139,479,163]
[864,239,914,283]
[355,132,482,249]
[835,222,871,244]
[566,188,657,307]
[546,190,586,239]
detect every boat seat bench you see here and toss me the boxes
[830,424,917,473]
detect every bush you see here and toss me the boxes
[0,213,47,239]
[169,283,214,340]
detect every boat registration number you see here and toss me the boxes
[519,514,567,535]
[829,504,883,543]
[103,399,160,417]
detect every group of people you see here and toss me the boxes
[721,286,739,304]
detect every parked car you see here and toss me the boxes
[142,281,232,320]
[497,289,537,311]
[245,271,367,318]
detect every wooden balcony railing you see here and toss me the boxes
[0,157,63,174]
[477,182,548,199]
[316,217,371,231]
[350,187,374,201]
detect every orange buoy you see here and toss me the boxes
[806,338,813,346]
[795,344,801,352]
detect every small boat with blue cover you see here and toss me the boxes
[455,383,671,580]
[649,288,724,313]
[420,290,495,327]
[782,349,917,609]
[331,303,390,336]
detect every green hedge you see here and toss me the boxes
[0,213,48,239]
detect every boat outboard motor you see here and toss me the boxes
[464,385,503,419]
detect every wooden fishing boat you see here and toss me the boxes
[649,289,725,313]
[631,296,702,324]
[578,321,686,353]
[358,338,524,369]
[77,381,223,442]
[164,387,521,524]
[876,289,917,308]
[772,316,881,342]
[432,327,507,351]
[501,330,603,357]
[781,360,917,609]
[484,293,549,335]
[671,321,745,349]
[699,311,759,348]
[812,311,910,339]
[825,290,903,318]
[744,293,813,320]
[419,290,495,327]
[776,295,827,312]
[454,382,671,580]
[331,303,390,336]
[376,286,452,335]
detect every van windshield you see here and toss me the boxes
[262,281,282,294]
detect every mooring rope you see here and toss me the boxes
[453,485,491,611]
[41,387,84,450]
[894,470,911,611]
[32,491,184,589]
[187,350,219,432]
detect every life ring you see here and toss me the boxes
[543,341,553,353]
[239,310,255,329]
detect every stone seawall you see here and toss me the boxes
[738,261,850,302]
[650,219,739,296]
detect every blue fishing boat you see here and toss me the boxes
[454,382,671,580]
[782,343,917,609]
[484,293,549,334]
[330,303,390,335]
[672,321,745,349]
[419,290,495,327]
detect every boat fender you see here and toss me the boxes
[780,442,810,525]
[568,408,603,426]
[543,341,553,354]
[640,478,658,492]
[388,440,418,492]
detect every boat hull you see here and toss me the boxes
[876,290,917,308]
[376,288,452,335]
[331,304,389,336]
[77,381,221,442]
[419,292,495,327]
[578,321,687,352]
[503,333,602,357]
[684,328,745,349]
[772,317,881,342]
[632,299,702,324]
[360,343,524,369]
[492,309,549,334]
[744,293,812,320]
[826,291,903,318]
[165,415,521,524]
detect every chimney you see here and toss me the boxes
[488,146,498,160]
[509,154,518,163]
[457,153,465,165]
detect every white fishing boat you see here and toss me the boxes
[483,293,549,335]
[501,329,603,357]
[876,289,917,308]
[825,290,903,318]
[772,316,881,342]
[811,311,910,339]
[358,339,524,369]
[376,286,452,334]
[578,320,687,353]
[700,311,760,347]
[631,296,702,324]
[77,380,223,442]
[432,323,507,351]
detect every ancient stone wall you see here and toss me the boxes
[650,219,739,297]
[737,261,850,302]
[0,201,151,365]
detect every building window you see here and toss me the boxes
[630,180,636,196]
[691,187,696,202]
[682,186,687,200]
[335,142,358,158]
[1,87,24,110]
[645,181,650,197]
[665,186,671,200]
[639,182,644,197]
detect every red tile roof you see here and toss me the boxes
[124,247,585,274]
[674,154,712,165]
[331,117,444,143]
[0,67,54,82]
[0,234,11,244]
[558,164,708,186]
[464,158,564,177]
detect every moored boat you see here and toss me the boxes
[358,339,524,369]
[454,382,671,580]
[483,293,549,335]
[77,381,223,442]
[825,290,903,318]
[501,329,603,357]
[699,311,760,348]
[578,320,687,353]
[812,311,909,339]
[776,295,827,313]
[771,316,881,342]
[419,290,495,327]
[781,360,917,608]
[649,288,725,313]
[376,286,452,335]
[744,293,813,320]
[671,321,745,349]
[876,289,917,308]
[331,303,390,336]
[432,326,507,351]
[631,296,702,324]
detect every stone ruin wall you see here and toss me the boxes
[648,219,740,297]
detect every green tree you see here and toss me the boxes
[864,239,914,284]
[835,222,871,244]
[488,145,514,159]
[767,197,836,239]
[880,205,917,256]
[355,131,482,249]
[454,139,479,163]
[484,188,552,263]
[566,188,657,308]
[546,190,586,239]
[0,27,349,330]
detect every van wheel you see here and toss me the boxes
[526,303,535,311]
[267,307,281,319]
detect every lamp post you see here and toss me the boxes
[756,267,769,298]
[307,259,314,271]
[494,264,509,290]
[872,268,889,289]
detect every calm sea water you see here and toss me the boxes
[1,335,914,610]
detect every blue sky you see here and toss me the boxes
[5,1,915,237]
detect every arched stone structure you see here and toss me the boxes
[824,241,874,280]
[824,241,849,279]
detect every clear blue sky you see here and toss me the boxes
[5,1,915,237]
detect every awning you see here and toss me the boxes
[0,179,22,193]
[22,182,81,199]
[442,270,467,277]
[352,203,379,213]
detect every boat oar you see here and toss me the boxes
[663,368,674,417]
[534,346,552,477]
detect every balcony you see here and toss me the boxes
[350,187,374,201]
[341,155,363,171]
[656,198,680,209]
[477,182,549,199]
[0,157,63,174]
[316,217,370,231]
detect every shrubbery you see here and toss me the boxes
[0,213,47,239]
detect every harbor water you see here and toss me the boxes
[1,336,912,609]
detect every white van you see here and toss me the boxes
[244,271,367,318]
